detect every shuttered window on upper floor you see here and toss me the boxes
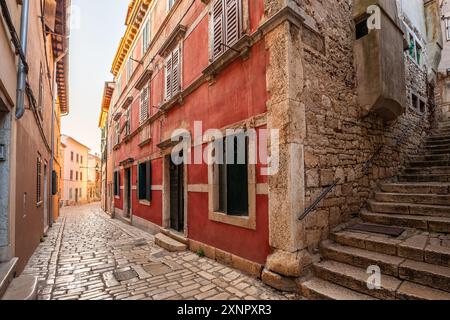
[165,46,181,100]
[140,84,149,124]
[142,19,151,54]
[211,0,243,61]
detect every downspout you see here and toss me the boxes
[49,50,68,227]
[15,0,30,119]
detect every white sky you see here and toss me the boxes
[62,0,130,154]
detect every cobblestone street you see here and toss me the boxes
[22,204,295,300]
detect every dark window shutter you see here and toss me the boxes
[212,0,224,59]
[165,55,173,100]
[146,161,152,201]
[224,0,241,47]
[172,47,180,96]
[138,163,146,200]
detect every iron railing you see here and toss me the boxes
[299,114,427,221]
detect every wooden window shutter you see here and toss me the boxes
[138,163,146,200]
[212,0,225,59]
[171,47,180,96]
[224,0,241,47]
[165,55,173,100]
[139,85,149,124]
[146,161,152,201]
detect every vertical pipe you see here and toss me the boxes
[15,0,30,119]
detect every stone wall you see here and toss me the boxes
[295,1,436,252]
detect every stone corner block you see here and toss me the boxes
[266,249,312,277]
[261,268,299,293]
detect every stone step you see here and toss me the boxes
[321,241,405,276]
[368,200,450,218]
[380,182,450,195]
[1,275,38,300]
[374,193,450,206]
[361,211,450,233]
[300,277,377,300]
[396,281,450,300]
[419,148,450,155]
[425,144,450,150]
[427,134,450,141]
[409,160,450,167]
[399,260,450,292]
[405,167,450,175]
[321,242,450,292]
[425,139,450,146]
[332,229,450,267]
[154,233,187,252]
[160,228,189,245]
[398,174,450,183]
[0,258,18,298]
[410,154,450,161]
[313,260,401,299]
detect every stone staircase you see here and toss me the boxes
[300,117,450,300]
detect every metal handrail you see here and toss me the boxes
[299,114,427,221]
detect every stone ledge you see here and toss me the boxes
[2,275,38,300]
[188,239,263,279]
[155,233,187,252]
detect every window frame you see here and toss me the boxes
[114,171,120,197]
[207,132,256,230]
[138,160,152,204]
[445,17,450,41]
[164,45,182,101]
[139,84,150,124]
[210,0,244,61]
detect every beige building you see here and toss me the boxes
[61,135,90,206]
[87,153,101,203]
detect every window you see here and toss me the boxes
[168,0,175,11]
[76,154,79,163]
[37,155,42,204]
[211,0,243,60]
[80,156,83,164]
[412,93,419,110]
[445,18,450,41]
[127,58,134,82]
[165,46,181,100]
[139,84,150,124]
[114,171,120,196]
[69,188,72,199]
[420,100,426,113]
[80,172,83,181]
[408,33,422,66]
[115,122,121,145]
[71,151,74,161]
[70,170,73,180]
[218,134,249,216]
[142,19,151,54]
[38,63,44,119]
[76,171,79,181]
[125,108,131,136]
[355,18,369,40]
[79,188,82,198]
[138,161,152,202]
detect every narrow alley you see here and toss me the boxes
[22,203,294,301]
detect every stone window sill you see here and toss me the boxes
[202,35,252,84]
[138,200,151,207]
[208,210,255,230]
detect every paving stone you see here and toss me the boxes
[23,203,291,301]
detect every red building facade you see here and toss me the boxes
[110,0,271,268]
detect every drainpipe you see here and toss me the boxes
[49,50,68,227]
[15,0,30,120]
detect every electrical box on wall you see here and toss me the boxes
[0,144,6,161]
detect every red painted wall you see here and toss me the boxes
[113,1,270,264]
